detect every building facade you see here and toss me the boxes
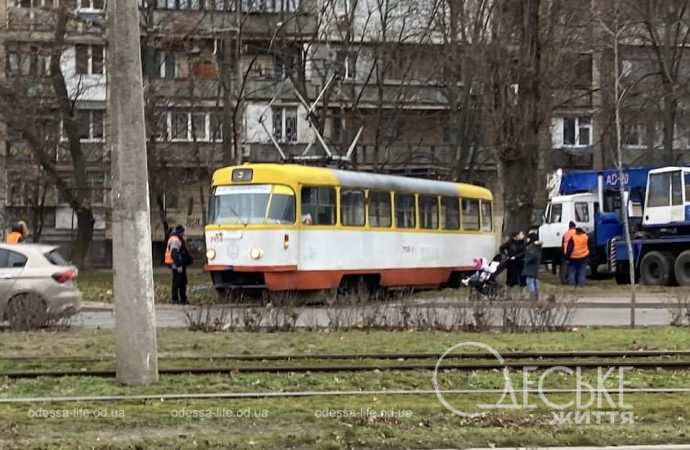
[1,0,688,265]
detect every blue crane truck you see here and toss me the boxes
[609,167,690,285]
[538,167,651,281]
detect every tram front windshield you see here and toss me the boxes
[209,184,295,225]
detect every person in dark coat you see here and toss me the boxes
[521,232,543,299]
[500,231,526,288]
[165,225,193,304]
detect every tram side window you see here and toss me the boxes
[395,193,416,228]
[419,195,438,229]
[368,191,392,227]
[341,189,365,226]
[480,200,492,232]
[461,198,480,230]
[441,196,460,230]
[301,187,336,225]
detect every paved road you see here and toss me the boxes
[74,293,678,329]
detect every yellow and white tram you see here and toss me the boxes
[204,164,496,292]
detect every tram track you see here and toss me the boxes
[3,387,690,405]
[3,352,690,379]
[3,349,690,364]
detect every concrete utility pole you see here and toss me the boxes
[107,0,159,384]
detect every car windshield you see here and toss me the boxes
[209,184,295,225]
[44,249,68,266]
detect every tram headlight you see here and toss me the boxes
[206,248,216,261]
[249,247,263,260]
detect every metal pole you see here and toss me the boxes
[235,0,243,164]
[107,0,159,384]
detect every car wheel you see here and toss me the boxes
[6,293,48,331]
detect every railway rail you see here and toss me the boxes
[3,387,690,405]
[3,349,690,363]
[2,350,690,379]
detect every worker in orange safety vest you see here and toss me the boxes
[565,227,590,287]
[6,221,26,244]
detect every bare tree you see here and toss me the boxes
[0,3,100,268]
[624,0,690,165]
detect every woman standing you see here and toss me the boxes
[500,231,526,288]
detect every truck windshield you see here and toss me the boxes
[209,184,295,225]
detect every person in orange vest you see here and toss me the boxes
[165,225,193,304]
[562,221,577,255]
[559,221,577,282]
[565,227,590,287]
[6,222,25,244]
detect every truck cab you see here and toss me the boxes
[539,193,597,268]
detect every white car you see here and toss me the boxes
[0,244,81,329]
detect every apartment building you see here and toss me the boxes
[5,0,682,265]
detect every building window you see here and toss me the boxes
[563,116,592,147]
[340,189,365,226]
[155,0,258,10]
[441,196,459,230]
[419,195,438,229]
[153,50,182,79]
[76,44,105,75]
[241,0,299,12]
[336,51,357,80]
[153,112,168,141]
[6,45,51,77]
[301,187,336,225]
[210,112,223,142]
[272,53,297,80]
[16,0,56,7]
[623,123,645,148]
[368,191,391,227]
[156,0,202,9]
[461,198,479,230]
[75,110,105,142]
[395,193,416,229]
[78,0,104,10]
[157,111,221,142]
[191,112,208,141]
[88,172,108,206]
[171,111,189,141]
[272,107,298,143]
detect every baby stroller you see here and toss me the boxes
[462,254,508,297]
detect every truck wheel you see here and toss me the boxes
[674,250,690,286]
[615,272,630,285]
[615,262,632,285]
[639,251,674,286]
